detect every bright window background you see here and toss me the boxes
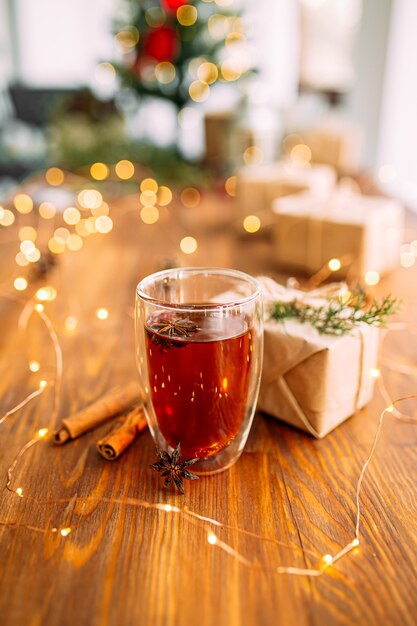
[11,0,115,86]
[377,0,417,210]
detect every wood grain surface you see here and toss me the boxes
[1,189,417,626]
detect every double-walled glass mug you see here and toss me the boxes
[135,267,263,475]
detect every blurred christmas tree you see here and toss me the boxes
[114,0,254,119]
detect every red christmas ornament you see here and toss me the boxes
[143,25,179,62]
[162,0,189,12]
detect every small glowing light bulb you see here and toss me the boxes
[328,258,341,272]
[322,554,333,566]
[39,380,47,389]
[29,360,40,372]
[38,428,49,438]
[208,533,217,545]
[370,368,380,379]
[351,538,360,547]
[386,404,394,413]
[35,304,44,312]
[14,277,28,291]
[60,528,71,537]
[96,308,109,320]
[164,504,173,512]
[16,487,23,497]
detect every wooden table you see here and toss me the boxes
[1,190,417,626]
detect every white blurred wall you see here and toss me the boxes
[377,0,417,211]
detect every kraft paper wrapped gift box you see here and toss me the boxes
[303,119,363,174]
[257,278,380,438]
[236,162,336,215]
[272,189,404,278]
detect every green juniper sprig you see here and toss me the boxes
[270,292,400,336]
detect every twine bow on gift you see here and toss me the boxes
[259,276,350,308]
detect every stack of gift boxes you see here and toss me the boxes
[234,127,405,438]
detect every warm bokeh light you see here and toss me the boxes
[95,216,113,234]
[54,227,70,244]
[207,532,218,545]
[197,62,218,84]
[90,162,109,181]
[77,189,103,210]
[45,167,64,186]
[364,270,380,286]
[25,248,41,263]
[243,215,261,233]
[155,62,176,84]
[145,6,165,28]
[86,217,97,234]
[15,252,29,266]
[177,5,198,26]
[29,360,40,372]
[243,146,263,166]
[66,234,83,251]
[65,316,78,332]
[180,236,198,254]
[328,258,342,272]
[225,32,245,48]
[221,59,242,81]
[96,308,109,320]
[140,206,160,224]
[20,240,35,255]
[94,62,116,85]
[14,194,33,214]
[189,80,210,102]
[36,286,57,301]
[115,26,140,50]
[14,277,28,291]
[63,207,81,225]
[48,238,66,254]
[180,187,201,208]
[157,186,173,206]
[115,160,135,180]
[225,176,237,196]
[140,190,157,206]
[0,208,15,226]
[290,143,312,166]
[140,178,159,193]
[39,202,56,219]
[18,226,37,242]
[75,219,91,237]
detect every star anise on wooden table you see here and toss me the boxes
[149,317,199,338]
[150,443,199,494]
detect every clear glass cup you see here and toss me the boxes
[135,267,263,475]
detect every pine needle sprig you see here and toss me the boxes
[270,293,400,336]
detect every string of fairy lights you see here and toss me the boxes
[1,152,417,576]
[1,223,417,575]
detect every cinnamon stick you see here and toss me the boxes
[97,405,148,460]
[53,382,143,444]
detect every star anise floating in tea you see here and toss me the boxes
[150,317,199,338]
[148,316,199,350]
[150,443,199,494]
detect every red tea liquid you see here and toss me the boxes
[145,314,254,458]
